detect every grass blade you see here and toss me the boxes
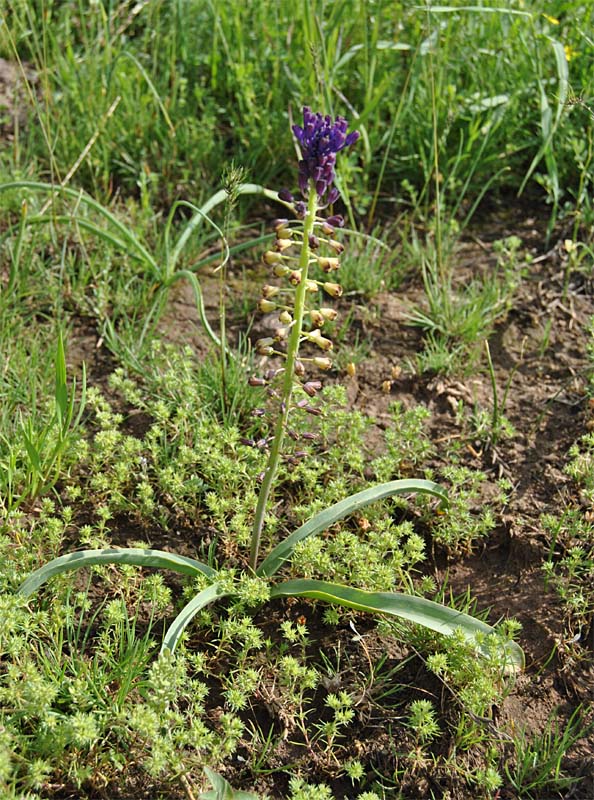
[19,548,216,597]
[257,479,448,578]
[270,578,524,671]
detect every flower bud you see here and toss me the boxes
[240,437,255,447]
[274,264,290,278]
[326,214,345,228]
[274,238,293,252]
[256,337,275,355]
[278,189,294,203]
[323,282,343,298]
[309,310,325,328]
[321,222,335,236]
[304,404,322,416]
[264,368,283,381]
[305,280,319,293]
[308,234,320,249]
[294,201,306,217]
[274,327,289,341]
[256,438,269,450]
[307,329,333,351]
[346,362,356,377]
[302,432,318,440]
[294,360,305,377]
[248,376,267,387]
[328,240,345,255]
[303,380,322,397]
[287,428,300,441]
[276,226,293,240]
[273,217,289,230]
[319,307,338,321]
[258,298,277,313]
[251,408,266,417]
[289,270,302,285]
[318,256,340,273]
[313,356,332,370]
[381,380,393,394]
[278,309,292,325]
[262,284,280,298]
[263,250,283,265]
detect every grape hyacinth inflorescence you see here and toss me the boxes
[285,107,360,206]
[248,107,359,570]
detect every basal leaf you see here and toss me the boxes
[19,547,216,597]
[270,579,524,672]
[257,479,448,578]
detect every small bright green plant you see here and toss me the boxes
[18,108,524,675]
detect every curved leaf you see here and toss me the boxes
[19,547,216,597]
[161,582,229,654]
[270,579,524,672]
[257,479,448,578]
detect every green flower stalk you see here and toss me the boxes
[248,109,360,571]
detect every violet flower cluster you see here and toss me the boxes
[290,106,359,205]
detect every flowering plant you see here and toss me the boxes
[19,108,524,673]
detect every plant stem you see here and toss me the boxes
[249,188,318,572]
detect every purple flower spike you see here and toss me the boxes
[292,107,359,205]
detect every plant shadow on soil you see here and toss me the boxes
[35,196,594,799]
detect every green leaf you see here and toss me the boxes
[161,582,229,655]
[270,579,524,672]
[257,479,448,578]
[19,548,216,597]
[54,330,68,425]
[199,767,260,800]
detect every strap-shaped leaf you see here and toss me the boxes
[270,579,524,671]
[199,767,260,799]
[19,547,216,597]
[161,583,229,654]
[257,479,448,578]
